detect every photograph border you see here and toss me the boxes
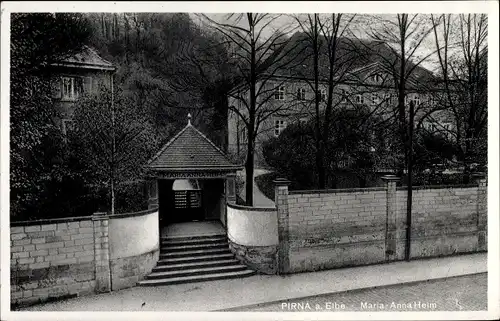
[1,1,499,320]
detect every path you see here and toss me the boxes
[237,168,275,207]
[19,253,487,312]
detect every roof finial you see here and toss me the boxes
[187,113,191,125]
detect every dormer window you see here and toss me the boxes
[356,94,364,104]
[371,74,382,83]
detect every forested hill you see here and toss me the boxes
[84,13,233,150]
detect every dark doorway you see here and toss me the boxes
[173,190,204,221]
[158,179,207,225]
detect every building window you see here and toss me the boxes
[341,89,347,103]
[62,77,76,100]
[390,94,397,105]
[414,95,421,106]
[61,76,84,101]
[274,119,286,137]
[297,88,306,101]
[371,93,379,105]
[318,89,326,101]
[356,94,364,104]
[274,86,285,100]
[61,119,75,136]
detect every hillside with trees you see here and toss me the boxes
[10,13,234,220]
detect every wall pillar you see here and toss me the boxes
[226,173,237,204]
[147,179,159,210]
[223,173,237,227]
[472,172,487,251]
[274,178,291,275]
[381,175,400,261]
[92,212,111,293]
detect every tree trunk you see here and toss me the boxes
[245,136,255,206]
[245,13,256,206]
[312,14,326,189]
[405,100,415,261]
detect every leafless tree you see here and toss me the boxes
[356,14,438,261]
[430,14,487,179]
[201,13,305,206]
[292,13,364,188]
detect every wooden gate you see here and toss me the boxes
[174,190,203,221]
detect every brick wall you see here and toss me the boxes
[10,217,105,307]
[275,175,487,274]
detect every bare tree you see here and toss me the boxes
[201,13,305,206]
[430,14,487,180]
[293,13,362,188]
[355,14,438,261]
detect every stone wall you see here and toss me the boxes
[395,185,485,259]
[275,175,487,274]
[10,216,106,308]
[226,202,279,274]
[10,208,159,308]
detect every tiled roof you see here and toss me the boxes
[259,32,436,87]
[146,121,241,171]
[52,46,115,70]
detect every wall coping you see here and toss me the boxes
[396,184,478,191]
[289,187,386,195]
[10,215,93,227]
[227,202,276,212]
[107,207,158,220]
[10,207,159,227]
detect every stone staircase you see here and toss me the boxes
[138,233,255,286]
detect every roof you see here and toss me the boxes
[51,46,115,71]
[145,117,242,172]
[257,32,437,89]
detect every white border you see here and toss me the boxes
[1,1,499,321]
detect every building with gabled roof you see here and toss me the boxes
[50,45,116,135]
[227,32,447,167]
[144,114,243,226]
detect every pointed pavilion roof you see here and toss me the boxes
[145,114,242,173]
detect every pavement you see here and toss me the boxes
[237,168,275,207]
[19,252,487,312]
[229,273,488,312]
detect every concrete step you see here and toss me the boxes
[138,269,256,286]
[160,248,231,259]
[146,264,248,279]
[161,242,228,253]
[152,258,240,272]
[161,233,226,243]
[156,253,235,265]
[161,235,227,247]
